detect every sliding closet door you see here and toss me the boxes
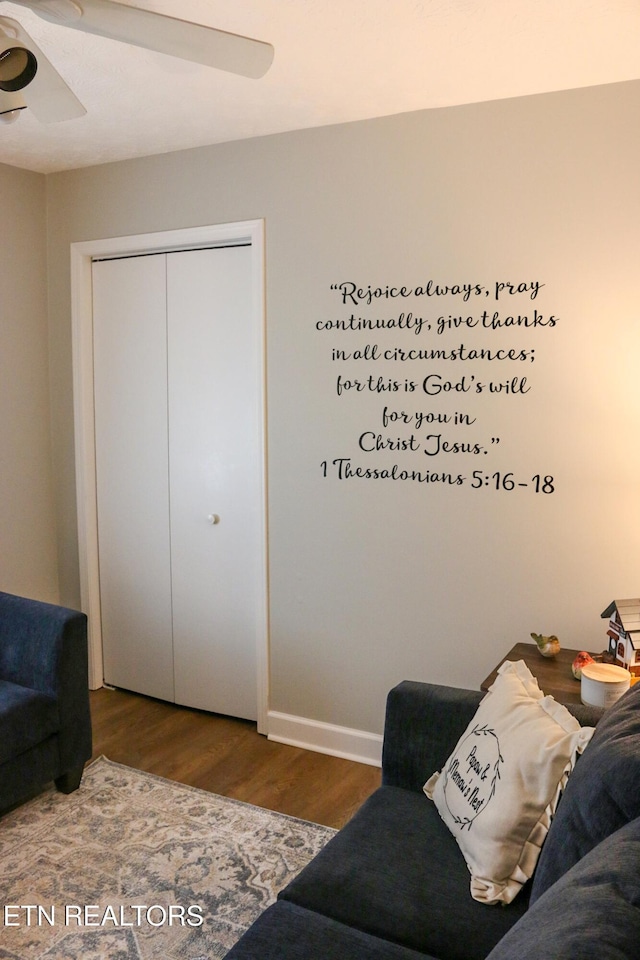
[92,254,175,701]
[167,246,258,720]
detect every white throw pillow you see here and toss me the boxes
[424,659,594,905]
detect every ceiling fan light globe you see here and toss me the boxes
[0,106,24,123]
[0,43,38,92]
[0,86,27,118]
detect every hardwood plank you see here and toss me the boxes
[89,687,381,829]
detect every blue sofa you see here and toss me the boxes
[225,679,640,960]
[0,591,92,812]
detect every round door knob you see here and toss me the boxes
[207,514,220,525]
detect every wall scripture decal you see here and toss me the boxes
[317,276,559,492]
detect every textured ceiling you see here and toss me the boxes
[0,0,639,174]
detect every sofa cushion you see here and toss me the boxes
[280,786,529,960]
[424,660,594,904]
[530,680,640,902]
[486,815,640,960]
[0,680,59,765]
[224,901,434,960]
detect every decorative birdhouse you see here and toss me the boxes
[601,600,640,679]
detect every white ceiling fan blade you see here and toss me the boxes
[20,0,274,79]
[0,16,86,122]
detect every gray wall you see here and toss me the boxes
[0,163,58,602]
[46,79,640,735]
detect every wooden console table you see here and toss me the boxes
[480,642,593,705]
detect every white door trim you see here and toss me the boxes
[70,220,270,733]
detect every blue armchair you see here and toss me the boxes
[0,591,92,811]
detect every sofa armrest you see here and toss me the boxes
[381,679,604,794]
[0,592,92,791]
[0,591,88,704]
[382,681,484,793]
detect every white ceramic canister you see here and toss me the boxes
[581,662,631,708]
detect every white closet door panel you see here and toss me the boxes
[167,246,258,720]
[93,255,175,701]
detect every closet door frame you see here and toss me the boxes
[70,220,269,733]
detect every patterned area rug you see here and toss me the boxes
[0,757,336,959]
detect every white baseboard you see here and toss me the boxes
[267,711,383,767]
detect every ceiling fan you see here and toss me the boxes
[0,0,274,123]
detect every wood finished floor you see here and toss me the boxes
[90,687,381,829]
